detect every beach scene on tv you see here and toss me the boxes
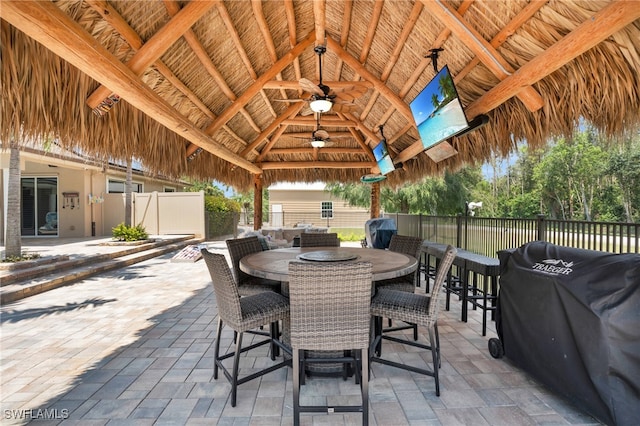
[410,66,469,149]
[373,141,395,175]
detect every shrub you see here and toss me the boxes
[112,223,149,242]
[2,252,41,263]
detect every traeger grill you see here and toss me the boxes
[363,218,397,249]
[492,241,640,426]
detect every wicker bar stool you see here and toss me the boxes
[201,249,291,407]
[288,261,372,426]
[226,236,281,296]
[370,245,457,396]
[375,234,424,340]
[299,232,340,247]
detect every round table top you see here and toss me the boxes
[240,246,418,282]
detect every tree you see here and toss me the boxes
[124,158,133,227]
[606,134,640,222]
[5,140,22,257]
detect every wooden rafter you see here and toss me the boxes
[86,0,217,109]
[284,0,302,86]
[241,103,305,158]
[1,0,261,174]
[395,0,640,166]
[262,81,372,91]
[164,0,261,133]
[204,31,315,136]
[313,0,326,45]
[421,0,544,112]
[281,117,357,127]
[353,0,384,81]
[269,147,365,155]
[260,161,375,170]
[333,0,353,80]
[251,0,288,100]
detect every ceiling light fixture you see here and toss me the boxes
[309,98,332,113]
[310,139,326,148]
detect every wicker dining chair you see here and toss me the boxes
[375,234,423,293]
[288,261,372,426]
[201,249,291,407]
[226,236,281,296]
[370,245,457,396]
[299,232,340,247]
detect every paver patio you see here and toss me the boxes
[0,241,601,425]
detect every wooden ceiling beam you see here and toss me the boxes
[251,0,288,100]
[263,81,373,91]
[86,1,247,157]
[86,0,217,109]
[281,117,357,127]
[466,0,640,117]
[260,161,375,170]
[332,0,353,80]
[360,2,423,121]
[313,0,326,45]
[256,125,288,162]
[395,0,640,167]
[454,0,549,83]
[240,103,305,158]
[164,1,261,133]
[326,37,413,123]
[269,147,365,155]
[0,0,261,174]
[281,132,353,139]
[284,0,302,87]
[205,31,315,136]
[421,0,544,112]
[216,2,277,118]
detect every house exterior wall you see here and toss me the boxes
[1,148,200,240]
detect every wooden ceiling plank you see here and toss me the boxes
[260,161,375,170]
[202,31,314,138]
[252,0,289,99]
[241,103,305,157]
[454,0,549,83]
[164,1,261,134]
[314,0,326,45]
[421,0,544,112]
[86,0,217,109]
[256,125,288,162]
[333,0,353,80]
[1,0,261,174]
[360,1,423,121]
[326,37,413,123]
[85,1,249,156]
[395,0,640,167]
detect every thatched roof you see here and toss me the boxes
[2,1,639,191]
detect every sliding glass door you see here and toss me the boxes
[21,177,58,236]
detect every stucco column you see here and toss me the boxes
[253,174,263,230]
[370,181,381,219]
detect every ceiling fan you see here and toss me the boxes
[277,45,366,113]
[294,113,334,148]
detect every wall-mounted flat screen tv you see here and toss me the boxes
[409,65,469,150]
[373,139,395,175]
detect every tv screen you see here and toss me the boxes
[373,139,395,175]
[409,65,469,149]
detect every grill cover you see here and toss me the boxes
[497,241,640,426]
[364,218,397,249]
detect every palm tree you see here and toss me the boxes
[5,139,22,257]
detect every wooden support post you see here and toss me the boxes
[370,182,381,219]
[253,174,263,231]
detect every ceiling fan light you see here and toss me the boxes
[309,98,332,113]
[310,139,326,148]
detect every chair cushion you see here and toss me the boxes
[236,292,290,331]
[370,288,434,328]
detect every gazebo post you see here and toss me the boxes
[253,174,263,231]
[370,181,381,219]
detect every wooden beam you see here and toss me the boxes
[241,103,305,157]
[395,0,640,166]
[260,161,375,170]
[263,80,373,91]
[454,0,549,82]
[284,0,302,85]
[420,0,544,112]
[326,37,414,123]
[204,31,315,135]
[370,182,381,219]
[281,117,357,127]
[268,147,366,155]
[86,0,216,109]
[253,174,263,230]
[256,125,288,162]
[313,0,326,45]
[333,0,353,80]
[465,0,640,118]
[85,0,247,157]
[0,0,261,174]
[251,0,288,100]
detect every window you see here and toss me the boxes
[107,179,143,193]
[21,177,58,236]
[321,201,333,219]
[163,187,176,192]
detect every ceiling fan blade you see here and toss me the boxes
[299,78,324,96]
[332,84,369,100]
[331,103,358,113]
[315,129,330,139]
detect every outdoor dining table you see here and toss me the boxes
[240,246,418,375]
